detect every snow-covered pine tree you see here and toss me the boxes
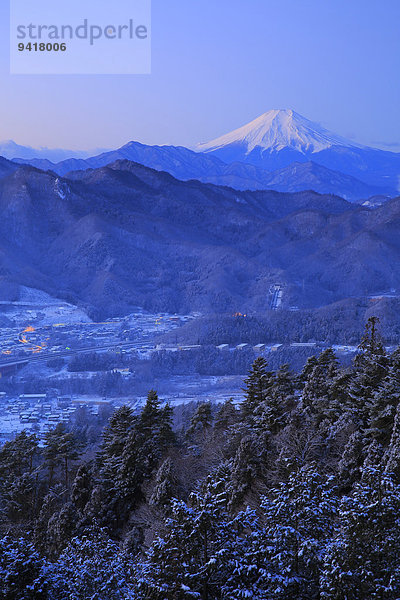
[321,466,400,599]
[149,457,179,510]
[300,354,318,382]
[46,501,78,558]
[100,405,136,461]
[0,536,49,600]
[91,393,175,531]
[33,484,65,555]
[349,317,389,428]
[214,398,238,431]
[52,528,139,600]
[137,390,174,447]
[143,468,258,600]
[229,434,266,509]
[255,363,297,434]
[338,430,364,491]
[71,463,93,512]
[365,363,400,446]
[241,357,274,421]
[187,401,213,437]
[1,471,36,524]
[384,401,400,482]
[0,430,38,479]
[271,363,297,411]
[259,466,338,600]
[301,348,340,425]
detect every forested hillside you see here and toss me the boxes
[1,317,400,599]
[2,157,400,319]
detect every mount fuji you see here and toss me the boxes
[197,109,362,155]
[196,109,400,192]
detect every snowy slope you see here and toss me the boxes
[196,109,364,155]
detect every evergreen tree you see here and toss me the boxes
[2,472,36,523]
[256,364,296,434]
[143,472,257,600]
[321,467,400,599]
[100,405,135,461]
[229,435,265,509]
[349,317,388,427]
[95,391,174,529]
[138,390,163,437]
[52,528,139,600]
[241,357,274,420]
[0,536,49,600]
[366,367,400,445]
[59,430,80,489]
[46,502,78,557]
[271,363,296,408]
[214,398,238,430]
[259,467,338,600]
[187,402,213,436]
[0,430,38,480]
[71,463,93,512]
[384,401,400,482]
[302,349,341,424]
[34,484,65,555]
[300,354,318,384]
[135,390,175,476]
[327,369,353,414]
[91,405,138,530]
[213,399,241,457]
[358,316,384,355]
[338,430,364,491]
[362,438,384,471]
[43,424,65,488]
[136,390,175,458]
[116,427,147,518]
[150,457,179,510]
[43,424,79,488]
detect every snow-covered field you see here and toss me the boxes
[1,286,92,327]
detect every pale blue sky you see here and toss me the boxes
[0,0,399,151]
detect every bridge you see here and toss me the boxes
[0,360,29,377]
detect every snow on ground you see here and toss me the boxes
[0,414,37,439]
[18,286,62,305]
[2,286,92,327]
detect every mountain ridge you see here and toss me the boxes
[8,141,395,202]
[0,159,399,318]
[3,109,400,199]
[0,139,108,162]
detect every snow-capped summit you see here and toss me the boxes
[194,109,374,172]
[196,109,363,156]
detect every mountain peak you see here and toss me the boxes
[196,109,364,155]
